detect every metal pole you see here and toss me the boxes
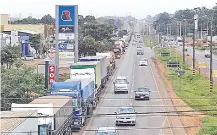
[183,21,186,64]
[185,22,187,40]
[74,5,79,63]
[45,61,49,90]
[193,19,196,76]
[55,6,59,81]
[167,24,169,37]
[210,20,213,94]
[201,23,203,39]
[180,22,182,37]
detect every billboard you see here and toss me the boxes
[55,5,78,80]
[48,65,56,85]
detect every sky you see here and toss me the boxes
[0,0,216,19]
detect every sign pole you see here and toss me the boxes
[74,5,78,63]
[55,5,60,81]
[44,60,49,90]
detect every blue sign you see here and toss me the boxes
[58,6,75,26]
[19,36,29,43]
[58,43,67,51]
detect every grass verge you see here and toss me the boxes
[154,48,217,135]
[143,35,156,47]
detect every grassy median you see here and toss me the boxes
[154,48,217,135]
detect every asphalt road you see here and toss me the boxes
[81,37,173,135]
[177,46,217,70]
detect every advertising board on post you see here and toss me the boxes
[48,65,56,85]
[55,5,78,80]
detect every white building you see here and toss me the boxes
[1,110,38,135]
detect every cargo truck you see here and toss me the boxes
[70,61,102,101]
[13,96,73,135]
[50,80,95,131]
[79,56,108,87]
[96,52,116,76]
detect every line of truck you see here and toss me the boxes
[10,35,131,135]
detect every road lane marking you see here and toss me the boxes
[148,59,174,135]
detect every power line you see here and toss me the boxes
[1,125,217,134]
[2,97,217,100]
[1,109,216,119]
[4,104,217,109]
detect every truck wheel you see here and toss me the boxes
[114,91,117,94]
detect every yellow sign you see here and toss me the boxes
[59,52,74,58]
[197,62,208,68]
[212,70,217,77]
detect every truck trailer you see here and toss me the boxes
[50,80,95,131]
[79,56,108,87]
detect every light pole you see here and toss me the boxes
[182,19,186,64]
[193,8,198,76]
[209,3,217,94]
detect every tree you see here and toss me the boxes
[40,14,55,24]
[1,46,21,69]
[29,34,41,54]
[1,67,45,110]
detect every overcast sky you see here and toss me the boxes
[0,0,216,19]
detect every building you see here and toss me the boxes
[0,14,10,25]
[1,110,38,135]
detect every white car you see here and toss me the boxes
[115,107,136,126]
[96,127,119,135]
[113,76,129,94]
[139,58,148,66]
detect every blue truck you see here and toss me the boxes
[50,79,95,130]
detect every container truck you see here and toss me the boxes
[23,96,73,134]
[96,52,116,76]
[70,61,102,101]
[50,80,95,131]
[79,56,108,87]
[115,41,125,53]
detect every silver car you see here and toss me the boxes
[115,107,136,126]
[135,87,151,100]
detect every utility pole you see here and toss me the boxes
[210,20,213,94]
[179,22,182,37]
[167,24,169,37]
[201,23,203,39]
[193,10,198,76]
[182,20,186,64]
[185,22,187,40]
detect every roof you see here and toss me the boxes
[29,96,71,114]
[1,110,37,134]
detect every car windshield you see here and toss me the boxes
[141,58,147,61]
[118,108,135,114]
[137,88,149,92]
[115,79,127,84]
[96,132,117,135]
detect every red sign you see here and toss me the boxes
[48,65,55,85]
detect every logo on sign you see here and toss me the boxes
[59,26,74,33]
[48,65,55,85]
[61,10,72,21]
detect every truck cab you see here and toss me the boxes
[113,76,129,94]
[113,47,122,59]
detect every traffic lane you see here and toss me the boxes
[127,49,167,135]
[82,42,136,135]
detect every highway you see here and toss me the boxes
[80,35,174,135]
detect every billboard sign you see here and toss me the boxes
[55,5,78,80]
[48,65,56,85]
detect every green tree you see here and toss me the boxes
[1,46,21,69]
[29,34,41,53]
[40,14,55,24]
[1,67,45,110]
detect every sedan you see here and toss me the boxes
[139,58,148,66]
[115,107,136,126]
[135,87,151,100]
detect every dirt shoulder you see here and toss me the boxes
[151,57,202,135]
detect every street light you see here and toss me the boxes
[182,19,187,64]
[209,3,217,94]
[192,8,198,76]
